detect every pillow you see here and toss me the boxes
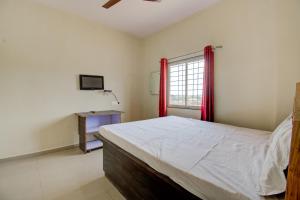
[258,114,293,196]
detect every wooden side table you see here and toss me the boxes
[76,110,123,153]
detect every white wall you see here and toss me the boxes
[0,0,142,159]
[141,0,300,131]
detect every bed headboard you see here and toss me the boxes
[285,82,300,200]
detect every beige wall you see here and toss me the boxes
[141,0,300,131]
[274,0,300,125]
[0,0,142,159]
[1,0,299,159]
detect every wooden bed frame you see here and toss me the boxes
[97,134,200,200]
[96,82,300,200]
[286,82,300,200]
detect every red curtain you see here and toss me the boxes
[201,45,214,122]
[159,58,168,117]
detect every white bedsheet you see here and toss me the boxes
[99,116,284,200]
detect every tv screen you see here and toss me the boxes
[79,75,104,90]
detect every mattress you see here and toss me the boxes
[99,116,284,200]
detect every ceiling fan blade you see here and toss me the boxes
[102,0,121,9]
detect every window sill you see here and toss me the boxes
[167,106,200,111]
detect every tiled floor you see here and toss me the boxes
[0,148,125,200]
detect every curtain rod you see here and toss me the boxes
[160,45,223,62]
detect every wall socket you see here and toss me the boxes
[112,101,119,105]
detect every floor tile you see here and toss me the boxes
[0,149,125,200]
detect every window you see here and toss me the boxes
[168,57,204,109]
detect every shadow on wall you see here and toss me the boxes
[34,114,78,151]
[168,108,201,120]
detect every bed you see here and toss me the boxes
[95,82,300,200]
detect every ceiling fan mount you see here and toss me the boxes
[102,0,161,9]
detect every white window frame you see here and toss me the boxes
[167,56,204,110]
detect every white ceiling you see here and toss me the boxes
[33,0,220,38]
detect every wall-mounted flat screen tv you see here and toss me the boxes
[79,75,104,90]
